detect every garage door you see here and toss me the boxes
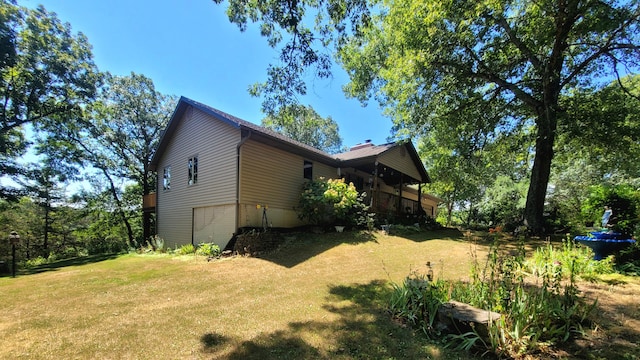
[192,205,236,249]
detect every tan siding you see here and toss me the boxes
[378,146,422,181]
[240,140,304,210]
[238,204,304,228]
[156,107,240,248]
[238,140,338,228]
[421,197,439,217]
[402,189,419,202]
[314,162,338,180]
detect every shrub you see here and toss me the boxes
[298,177,373,227]
[196,243,221,257]
[527,237,615,281]
[148,235,166,252]
[582,184,640,237]
[177,244,195,255]
[616,241,640,276]
[22,256,49,269]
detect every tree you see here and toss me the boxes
[22,161,67,254]
[557,75,640,179]
[262,104,345,153]
[44,73,176,246]
[90,73,176,243]
[214,0,640,233]
[547,75,640,230]
[418,92,526,226]
[0,1,101,199]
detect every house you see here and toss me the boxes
[148,97,439,249]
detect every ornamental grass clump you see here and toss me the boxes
[388,271,448,337]
[177,243,195,255]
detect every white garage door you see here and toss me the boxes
[192,205,236,249]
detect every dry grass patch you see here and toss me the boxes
[1,229,637,359]
[0,229,477,360]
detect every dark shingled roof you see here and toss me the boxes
[182,97,333,161]
[335,143,395,161]
[150,96,430,183]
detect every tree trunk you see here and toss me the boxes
[524,108,557,234]
[142,168,153,249]
[102,167,135,247]
[446,201,453,226]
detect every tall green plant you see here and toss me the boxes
[298,177,372,227]
[390,236,598,358]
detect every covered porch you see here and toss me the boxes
[336,141,435,220]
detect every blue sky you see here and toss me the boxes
[23,0,395,148]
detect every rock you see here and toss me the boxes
[437,301,502,341]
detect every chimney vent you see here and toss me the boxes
[350,140,375,151]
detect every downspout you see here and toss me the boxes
[418,183,424,214]
[398,174,403,215]
[235,130,252,233]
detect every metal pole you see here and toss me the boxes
[11,242,16,278]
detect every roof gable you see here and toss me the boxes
[150,97,430,183]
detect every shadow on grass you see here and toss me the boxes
[14,253,122,276]
[259,230,377,268]
[200,280,475,360]
[390,227,465,242]
[570,280,640,359]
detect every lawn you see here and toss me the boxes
[1,229,638,359]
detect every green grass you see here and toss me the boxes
[1,229,479,360]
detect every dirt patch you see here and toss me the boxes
[233,230,287,255]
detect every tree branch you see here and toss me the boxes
[488,14,543,71]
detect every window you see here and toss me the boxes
[188,156,198,185]
[303,160,313,180]
[163,166,171,190]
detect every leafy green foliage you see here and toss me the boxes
[262,104,345,154]
[0,1,101,199]
[214,0,370,115]
[477,176,528,231]
[73,188,132,255]
[388,273,447,337]
[41,73,176,247]
[337,0,640,232]
[390,236,599,358]
[582,184,640,237]
[527,237,615,282]
[196,243,221,257]
[177,243,195,255]
[216,0,640,233]
[298,177,372,227]
[557,75,640,179]
[616,241,640,276]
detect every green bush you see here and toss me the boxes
[22,256,49,269]
[298,177,373,227]
[177,244,195,255]
[582,184,640,237]
[196,243,221,257]
[616,241,640,275]
[527,237,615,281]
[389,238,597,358]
